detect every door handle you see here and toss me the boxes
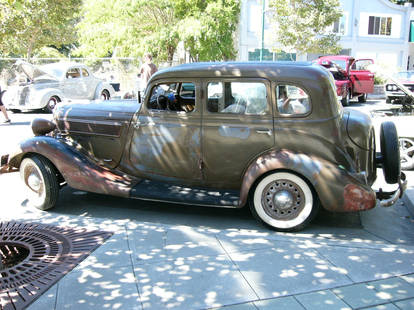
[256,129,272,136]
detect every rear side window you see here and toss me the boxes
[207,82,268,115]
[81,68,89,77]
[276,85,310,116]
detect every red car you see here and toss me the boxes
[316,56,375,106]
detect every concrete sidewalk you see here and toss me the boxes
[1,171,414,310]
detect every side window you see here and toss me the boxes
[147,82,195,113]
[66,68,81,79]
[81,68,89,77]
[207,82,268,115]
[276,85,310,116]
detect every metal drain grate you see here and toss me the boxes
[0,221,113,310]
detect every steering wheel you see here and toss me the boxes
[156,95,167,110]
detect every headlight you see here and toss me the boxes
[386,84,399,91]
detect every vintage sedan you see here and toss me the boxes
[0,62,407,231]
[3,61,115,112]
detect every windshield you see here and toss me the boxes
[330,60,347,71]
[395,72,414,81]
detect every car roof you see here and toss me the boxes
[318,55,354,61]
[151,61,326,81]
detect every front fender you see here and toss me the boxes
[6,136,137,198]
[239,149,376,212]
[34,88,64,109]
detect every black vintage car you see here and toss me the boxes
[0,62,406,231]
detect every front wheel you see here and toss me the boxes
[249,172,318,231]
[45,96,59,113]
[341,89,350,106]
[20,156,59,211]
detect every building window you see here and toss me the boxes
[332,15,346,35]
[368,16,392,36]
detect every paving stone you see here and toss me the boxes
[254,296,304,309]
[295,290,351,310]
[368,277,414,301]
[212,302,257,309]
[164,226,227,258]
[56,265,141,310]
[134,255,257,310]
[228,246,351,299]
[400,274,414,285]
[128,226,168,263]
[78,230,132,269]
[394,297,414,309]
[317,246,414,282]
[332,283,389,309]
[27,284,58,310]
[362,303,400,310]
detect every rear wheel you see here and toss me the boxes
[399,137,414,170]
[249,172,318,231]
[20,156,59,211]
[358,93,367,103]
[101,90,110,100]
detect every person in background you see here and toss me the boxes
[139,53,158,91]
[0,86,11,123]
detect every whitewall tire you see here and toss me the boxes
[250,172,317,231]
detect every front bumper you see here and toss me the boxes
[376,172,407,207]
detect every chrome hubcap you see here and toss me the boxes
[261,179,305,220]
[27,173,41,191]
[273,190,293,210]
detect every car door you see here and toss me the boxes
[63,67,84,99]
[350,59,374,94]
[201,79,274,188]
[80,67,98,99]
[128,80,203,183]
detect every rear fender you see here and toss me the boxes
[240,149,376,212]
[6,136,137,197]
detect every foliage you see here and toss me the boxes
[0,0,81,59]
[268,0,342,55]
[75,0,240,63]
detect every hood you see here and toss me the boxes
[15,60,58,81]
[54,100,140,135]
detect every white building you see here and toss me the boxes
[238,0,413,70]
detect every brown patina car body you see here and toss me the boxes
[0,62,406,231]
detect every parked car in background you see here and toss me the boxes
[315,55,375,106]
[0,62,406,232]
[385,71,414,105]
[2,61,115,112]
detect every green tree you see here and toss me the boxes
[75,0,240,63]
[269,0,342,55]
[176,0,240,61]
[0,0,81,59]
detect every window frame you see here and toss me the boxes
[145,80,198,115]
[368,16,392,36]
[274,82,312,118]
[204,78,272,117]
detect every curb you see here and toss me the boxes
[402,189,414,217]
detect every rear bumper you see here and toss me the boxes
[376,172,407,207]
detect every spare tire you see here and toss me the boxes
[380,121,400,184]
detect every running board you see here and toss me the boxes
[130,180,240,207]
